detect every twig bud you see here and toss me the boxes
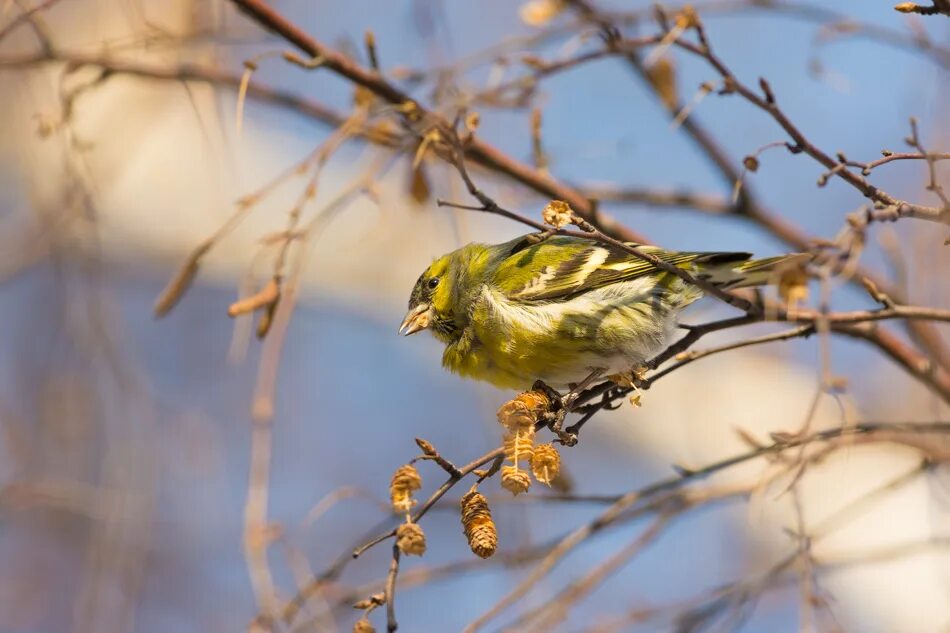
[415,438,437,456]
[364,30,379,70]
[758,77,775,104]
[353,594,385,610]
[353,617,376,633]
[674,5,700,29]
[465,111,480,133]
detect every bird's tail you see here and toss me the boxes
[695,252,810,289]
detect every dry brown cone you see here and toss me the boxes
[503,428,536,462]
[460,490,498,558]
[501,428,535,495]
[530,443,561,486]
[541,200,574,229]
[501,465,532,495]
[396,521,427,556]
[496,390,551,431]
[390,464,422,513]
[353,617,376,633]
[497,389,551,495]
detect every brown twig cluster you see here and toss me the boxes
[3,0,948,632]
[169,1,950,630]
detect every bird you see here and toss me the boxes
[399,232,802,391]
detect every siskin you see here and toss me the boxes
[400,233,802,390]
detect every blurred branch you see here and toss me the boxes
[463,421,950,631]
[517,514,672,631]
[4,2,947,632]
[575,184,734,214]
[400,0,950,83]
[275,404,950,630]
[567,0,950,379]
[227,0,647,243]
[574,303,950,410]
[606,0,950,69]
[441,133,760,314]
[441,179,950,404]
[0,0,59,45]
[665,26,949,224]
[0,50,401,147]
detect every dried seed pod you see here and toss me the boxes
[353,617,376,633]
[742,155,760,173]
[390,464,422,513]
[255,298,278,339]
[502,430,536,494]
[503,428,536,464]
[541,200,573,229]
[497,390,550,431]
[501,465,531,495]
[460,490,497,558]
[530,443,561,486]
[153,243,210,318]
[408,162,430,206]
[227,278,279,318]
[396,521,426,556]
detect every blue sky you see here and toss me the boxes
[0,1,948,631]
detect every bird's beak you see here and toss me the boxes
[399,303,432,336]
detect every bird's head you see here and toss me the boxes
[399,252,459,342]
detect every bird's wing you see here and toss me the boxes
[492,235,751,302]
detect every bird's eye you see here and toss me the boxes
[427,277,440,290]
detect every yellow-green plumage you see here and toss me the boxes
[400,233,798,389]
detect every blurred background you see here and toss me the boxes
[0,1,948,631]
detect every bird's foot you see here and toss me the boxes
[550,410,577,446]
[531,370,605,446]
[531,379,563,409]
[530,380,577,446]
